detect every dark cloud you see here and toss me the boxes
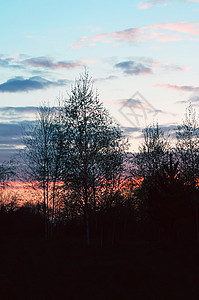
[0,123,22,161]
[114,61,152,75]
[0,121,35,162]
[0,149,18,162]
[0,76,68,92]
[0,123,21,138]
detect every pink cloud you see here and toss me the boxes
[138,0,170,9]
[111,28,142,42]
[152,22,199,35]
[152,60,188,71]
[155,83,199,92]
[70,36,89,50]
[70,22,199,49]
[70,28,142,49]
[138,0,199,9]
[139,30,183,42]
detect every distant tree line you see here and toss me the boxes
[0,72,199,245]
[133,103,199,241]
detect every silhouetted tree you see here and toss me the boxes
[60,71,126,245]
[132,124,185,239]
[21,105,63,237]
[176,103,199,188]
[0,161,15,189]
[133,123,170,180]
[176,103,199,240]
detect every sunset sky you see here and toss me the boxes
[0,0,199,161]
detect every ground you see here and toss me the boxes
[0,236,199,299]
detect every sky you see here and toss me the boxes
[0,0,199,161]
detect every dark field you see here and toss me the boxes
[1,236,199,300]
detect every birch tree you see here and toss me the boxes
[60,71,125,245]
[21,105,63,237]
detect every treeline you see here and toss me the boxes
[0,72,199,245]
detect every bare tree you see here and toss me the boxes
[21,105,63,237]
[0,161,15,189]
[176,103,199,188]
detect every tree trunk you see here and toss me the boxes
[84,186,91,246]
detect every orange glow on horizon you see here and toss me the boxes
[1,177,198,208]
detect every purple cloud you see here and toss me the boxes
[23,57,83,69]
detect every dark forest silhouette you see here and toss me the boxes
[1,72,199,299]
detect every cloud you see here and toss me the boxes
[0,55,83,71]
[138,0,168,9]
[0,106,38,114]
[161,64,188,72]
[148,108,176,116]
[189,94,199,102]
[121,98,145,108]
[94,75,118,82]
[138,0,199,9]
[23,57,83,69]
[0,106,60,123]
[0,106,39,123]
[0,76,68,93]
[113,57,186,75]
[0,57,24,69]
[121,126,141,133]
[0,57,12,67]
[176,93,199,104]
[0,121,35,161]
[114,61,152,75]
[151,22,199,35]
[70,22,199,49]
[70,28,141,49]
[0,123,23,161]
[0,123,21,139]
[155,83,199,92]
